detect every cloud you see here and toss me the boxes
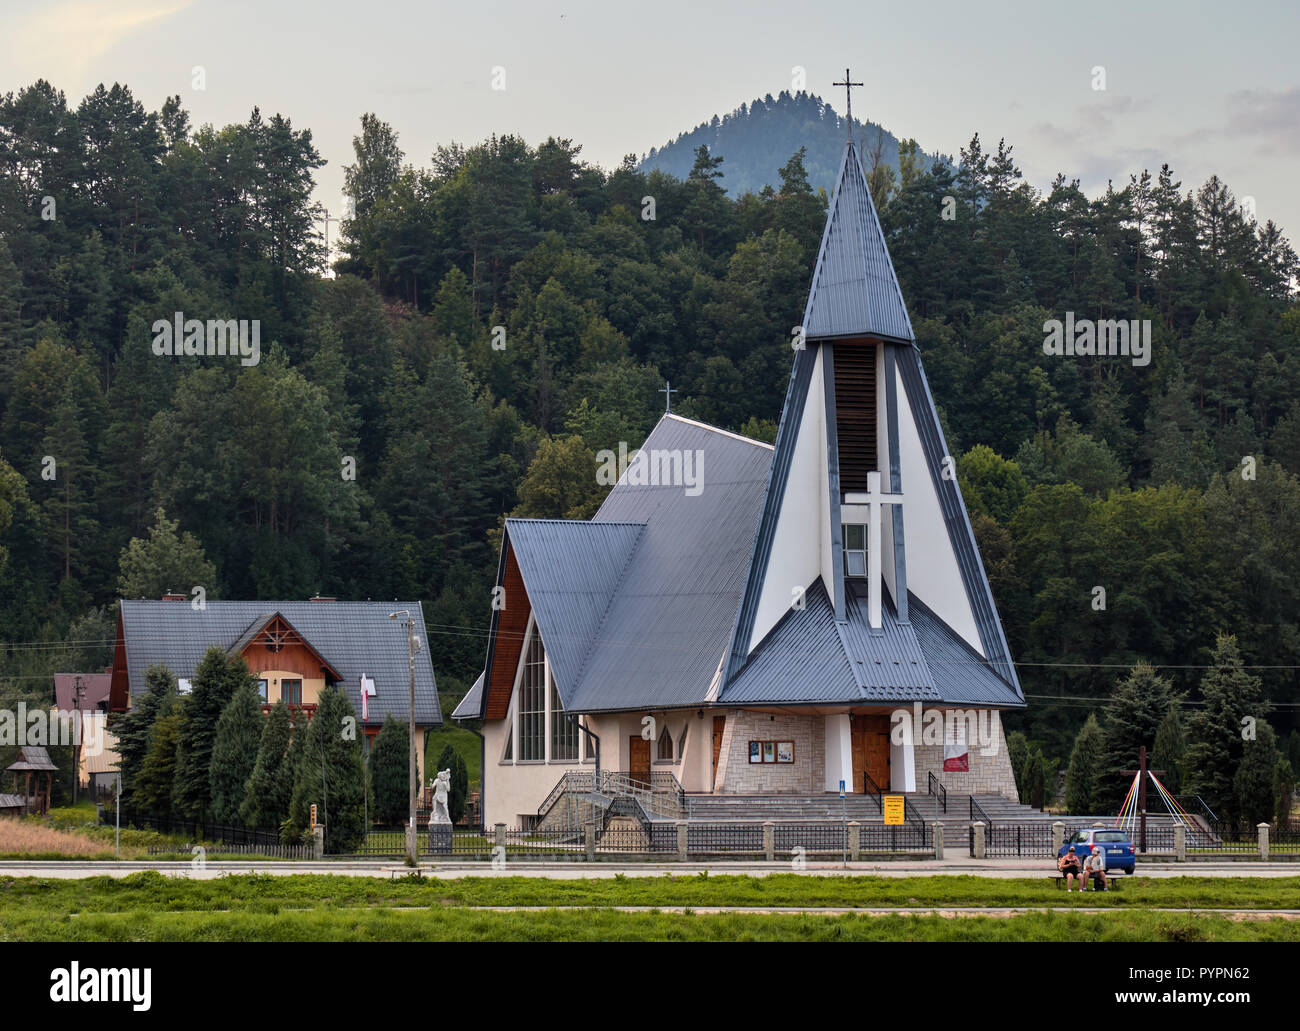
[2,1,192,93]
[1224,86,1300,154]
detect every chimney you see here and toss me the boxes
[161,593,186,602]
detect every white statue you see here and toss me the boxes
[431,768,452,825]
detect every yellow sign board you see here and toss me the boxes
[883,795,905,826]
[310,803,318,830]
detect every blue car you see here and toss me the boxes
[1058,828,1137,876]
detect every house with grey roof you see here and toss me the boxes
[454,135,1024,828]
[111,598,441,785]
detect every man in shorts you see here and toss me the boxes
[1082,845,1108,891]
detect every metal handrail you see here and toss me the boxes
[970,795,994,829]
[927,771,947,813]
[861,772,884,813]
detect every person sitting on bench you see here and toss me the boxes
[1082,845,1108,891]
[1057,845,1084,891]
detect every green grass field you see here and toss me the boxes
[1,873,1298,941]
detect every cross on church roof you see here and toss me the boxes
[832,68,864,145]
[660,380,677,414]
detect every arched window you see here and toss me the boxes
[657,724,674,761]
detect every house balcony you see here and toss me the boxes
[261,702,318,720]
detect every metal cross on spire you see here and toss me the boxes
[660,380,677,414]
[833,68,863,146]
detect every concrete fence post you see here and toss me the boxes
[494,822,506,850]
[1258,822,1270,861]
[311,826,324,860]
[933,822,944,860]
[972,821,986,860]
[762,820,774,862]
[1174,824,1186,862]
[848,821,860,862]
[1051,821,1064,854]
[584,821,596,861]
[676,820,688,862]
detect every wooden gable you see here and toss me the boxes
[484,543,532,720]
[237,613,341,682]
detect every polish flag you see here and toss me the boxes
[360,675,376,722]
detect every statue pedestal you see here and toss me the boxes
[428,822,452,854]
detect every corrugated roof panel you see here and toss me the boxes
[909,596,1024,708]
[506,518,646,703]
[119,600,441,726]
[567,415,774,711]
[451,671,484,720]
[802,141,914,343]
[839,580,939,699]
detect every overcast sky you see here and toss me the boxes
[4,0,1298,246]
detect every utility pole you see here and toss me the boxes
[389,610,417,866]
[1120,746,1166,855]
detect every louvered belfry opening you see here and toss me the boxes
[833,341,878,492]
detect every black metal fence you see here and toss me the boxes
[102,807,286,851]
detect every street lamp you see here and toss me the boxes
[388,610,418,866]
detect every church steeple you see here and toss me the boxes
[722,115,1018,696]
[802,139,914,343]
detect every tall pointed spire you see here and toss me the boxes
[801,140,914,343]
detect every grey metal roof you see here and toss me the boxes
[119,600,441,726]
[0,793,25,808]
[909,596,1023,708]
[451,671,483,720]
[564,415,774,711]
[505,519,646,700]
[896,348,1020,691]
[722,579,939,705]
[801,140,914,343]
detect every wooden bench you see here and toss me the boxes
[1052,871,1123,890]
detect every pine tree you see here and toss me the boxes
[285,687,366,850]
[1065,713,1105,815]
[240,699,293,828]
[369,716,409,825]
[1184,635,1267,829]
[116,507,218,600]
[209,683,265,824]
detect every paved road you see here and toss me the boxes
[1,858,1297,880]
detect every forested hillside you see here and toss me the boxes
[640,90,948,196]
[0,80,1298,770]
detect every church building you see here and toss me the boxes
[454,134,1024,828]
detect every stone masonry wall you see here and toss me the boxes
[912,709,1019,800]
[717,712,824,794]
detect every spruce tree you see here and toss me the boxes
[1065,713,1105,815]
[1184,635,1266,828]
[240,699,293,828]
[1233,721,1279,829]
[285,687,366,850]
[173,648,257,824]
[369,716,409,825]
[1274,759,1294,831]
[111,663,176,807]
[134,693,184,826]
[1097,664,1176,811]
[1151,703,1186,796]
[209,683,264,824]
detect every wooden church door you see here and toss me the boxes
[629,736,650,787]
[851,715,892,793]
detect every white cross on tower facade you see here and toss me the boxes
[851,470,903,630]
